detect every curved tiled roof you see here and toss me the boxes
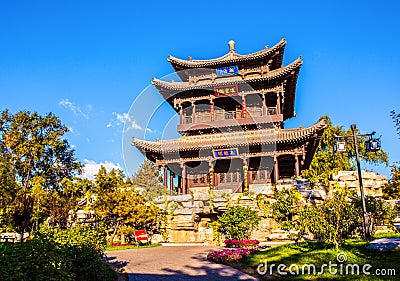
[152,57,302,92]
[132,119,326,154]
[168,38,286,68]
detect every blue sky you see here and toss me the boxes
[1,0,399,178]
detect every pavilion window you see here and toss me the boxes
[183,107,193,124]
[226,173,232,183]
[195,105,210,122]
[260,170,266,180]
[214,108,224,121]
[251,171,257,181]
[232,172,238,182]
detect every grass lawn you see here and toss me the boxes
[234,239,400,280]
[106,243,161,251]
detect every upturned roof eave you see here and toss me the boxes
[152,57,302,92]
[132,119,327,155]
[167,38,286,69]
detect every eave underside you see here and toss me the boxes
[153,57,302,120]
[132,120,326,169]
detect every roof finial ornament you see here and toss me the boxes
[228,40,235,52]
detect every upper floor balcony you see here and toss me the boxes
[178,106,283,132]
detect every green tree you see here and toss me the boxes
[270,187,303,232]
[92,166,160,244]
[47,177,92,229]
[390,110,400,138]
[216,206,260,240]
[272,185,394,249]
[382,163,400,200]
[302,116,388,185]
[0,155,17,231]
[0,109,82,239]
[131,159,165,201]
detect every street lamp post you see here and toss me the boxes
[350,124,371,240]
[333,124,381,240]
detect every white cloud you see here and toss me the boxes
[107,112,154,133]
[82,159,122,180]
[114,112,128,124]
[106,112,128,128]
[59,99,89,119]
[129,120,143,131]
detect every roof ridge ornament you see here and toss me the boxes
[228,40,235,53]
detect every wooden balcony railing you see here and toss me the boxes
[182,107,277,124]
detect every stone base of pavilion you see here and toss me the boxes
[151,171,387,245]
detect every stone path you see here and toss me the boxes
[106,246,259,281]
[367,238,400,251]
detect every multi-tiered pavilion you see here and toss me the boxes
[133,39,326,194]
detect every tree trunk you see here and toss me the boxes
[109,221,120,245]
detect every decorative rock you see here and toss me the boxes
[310,190,327,200]
[193,193,210,201]
[150,234,164,243]
[181,201,204,208]
[173,208,196,215]
[168,195,193,202]
[214,189,233,196]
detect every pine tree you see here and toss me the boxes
[131,159,165,201]
[91,165,160,244]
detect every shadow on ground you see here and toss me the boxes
[106,249,258,281]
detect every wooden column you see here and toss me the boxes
[295,155,300,176]
[210,99,215,121]
[177,176,182,195]
[181,164,187,194]
[243,158,249,192]
[169,172,174,195]
[273,156,280,183]
[276,92,281,115]
[262,92,267,116]
[191,101,196,124]
[209,161,214,190]
[241,95,247,118]
[163,165,168,189]
[179,104,183,124]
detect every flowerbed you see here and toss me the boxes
[207,248,257,264]
[224,239,260,248]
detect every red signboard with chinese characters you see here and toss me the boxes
[214,84,238,97]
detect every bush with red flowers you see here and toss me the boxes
[224,239,260,248]
[207,248,257,264]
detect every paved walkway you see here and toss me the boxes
[106,246,259,281]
